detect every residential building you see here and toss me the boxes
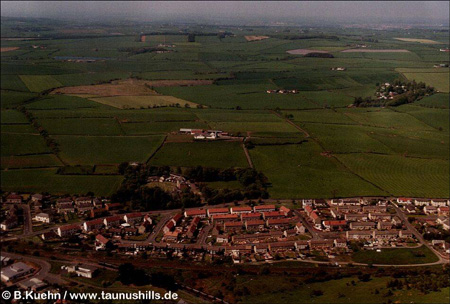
[253,205,276,213]
[66,264,98,278]
[431,199,449,207]
[266,218,292,229]
[295,222,306,234]
[5,194,22,204]
[207,208,229,217]
[1,217,18,230]
[262,211,286,220]
[346,230,372,240]
[241,212,262,221]
[230,206,252,214]
[103,216,122,228]
[34,213,51,223]
[184,209,207,218]
[124,212,143,224]
[349,222,376,230]
[83,219,104,232]
[245,220,266,231]
[212,214,239,223]
[424,206,438,215]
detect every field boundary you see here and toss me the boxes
[145,135,167,163]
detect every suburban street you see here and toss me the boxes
[22,204,33,235]
[391,203,449,263]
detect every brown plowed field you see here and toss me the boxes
[51,78,213,97]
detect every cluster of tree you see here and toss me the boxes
[387,266,450,294]
[360,37,379,42]
[118,46,169,55]
[141,31,227,36]
[57,165,94,175]
[17,106,59,153]
[304,52,335,58]
[354,79,435,107]
[113,164,269,208]
[187,33,196,42]
[117,263,177,290]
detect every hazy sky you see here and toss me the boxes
[1,1,449,24]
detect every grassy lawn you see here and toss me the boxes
[351,246,439,265]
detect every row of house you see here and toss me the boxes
[184,205,278,218]
[346,230,414,240]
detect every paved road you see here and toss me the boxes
[293,209,320,239]
[197,223,213,245]
[22,204,33,235]
[148,214,172,242]
[391,202,449,263]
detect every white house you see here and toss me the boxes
[34,213,51,223]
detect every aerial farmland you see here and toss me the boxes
[0,2,449,304]
[1,18,448,198]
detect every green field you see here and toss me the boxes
[352,246,439,265]
[1,90,38,108]
[88,95,199,109]
[0,168,123,196]
[1,18,449,200]
[336,153,449,197]
[240,275,449,304]
[249,141,386,198]
[397,69,450,93]
[56,135,165,165]
[19,75,63,92]
[150,141,249,168]
[1,154,62,169]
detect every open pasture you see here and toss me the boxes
[336,153,449,197]
[1,133,50,156]
[245,36,270,42]
[51,78,213,97]
[0,47,20,52]
[368,130,449,160]
[301,123,393,154]
[121,120,208,135]
[25,95,104,110]
[38,118,123,135]
[339,107,436,131]
[398,69,449,93]
[88,95,198,109]
[1,154,62,169]
[56,135,165,165]
[249,141,386,199]
[1,124,38,134]
[1,75,29,91]
[414,93,449,108]
[1,109,28,123]
[1,90,37,109]
[19,75,63,92]
[394,38,442,44]
[286,49,330,55]
[240,275,449,304]
[396,104,449,132]
[0,168,123,196]
[341,49,410,53]
[149,141,248,169]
